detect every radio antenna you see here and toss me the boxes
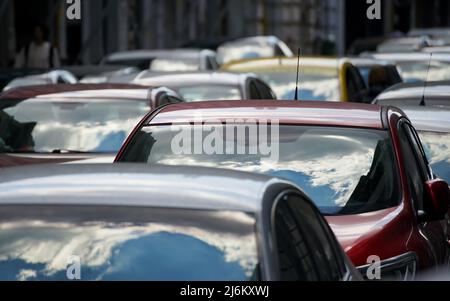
[294,48,301,101]
[420,53,433,107]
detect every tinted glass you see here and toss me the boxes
[398,123,426,211]
[120,125,401,215]
[0,206,258,281]
[274,194,344,281]
[0,98,149,153]
[255,80,275,99]
[273,197,319,281]
[418,131,450,184]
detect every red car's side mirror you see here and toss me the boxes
[424,179,450,221]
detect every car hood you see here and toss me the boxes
[325,206,403,252]
[0,153,115,168]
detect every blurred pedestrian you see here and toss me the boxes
[14,23,60,69]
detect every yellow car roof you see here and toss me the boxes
[222,56,348,72]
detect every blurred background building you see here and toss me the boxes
[0,0,450,67]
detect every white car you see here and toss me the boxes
[3,70,77,91]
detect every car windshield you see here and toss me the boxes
[253,68,340,101]
[0,98,149,153]
[177,85,242,101]
[417,131,450,184]
[0,206,258,281]
[120,125,401,215]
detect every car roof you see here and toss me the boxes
[134,71,254,87]
[0,84,153,101]
[105,49,213,61]
[147,100,385,129]
[375,81,450,102]
[400,105,450,132]
[0,164,289,213]
[221,56,348,71]
[366,52,450,62]
[348,57,396,67]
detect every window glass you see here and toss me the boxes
[0,206,259,281]
[0,98,149,153]
[398,122,427,211]
[273,197,319,281]
[120,125,401,215]
[248,81,262,99]
[255,80,275,99]
[417,131,450,184]
[256,68,340,101]
[273,194,344,281]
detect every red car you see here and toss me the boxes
[0,84,183,168]
[115,101,450,280]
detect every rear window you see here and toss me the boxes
[0,206,258,281]
[0,98,149,153]
[120,125,401,215]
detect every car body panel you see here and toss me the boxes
[145,100,384,129]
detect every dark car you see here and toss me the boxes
[101,49,219,71]
[133,71,276,101]
[373,81,450,107]
[0,84,182,167]
[116,100,450,280]
[0,164,360,281]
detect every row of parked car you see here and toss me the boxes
[0,34,449,281]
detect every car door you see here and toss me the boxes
[397,120,449,267]
[271,191,355,281]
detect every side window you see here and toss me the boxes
[56,75,66,84]
[346,66,366,102]
[408,125,432,178]
[398,121,428,212]
[208,56,219,70]
[254,79,276,99]
[273,193,345,281]
[248,80,262,99]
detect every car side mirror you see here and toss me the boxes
[422,179,450,221]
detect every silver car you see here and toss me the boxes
[0,164,360,281]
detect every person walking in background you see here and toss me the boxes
[14,23,60,69]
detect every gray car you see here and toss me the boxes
[101,49,219,71]
[373,81,450,107]
[0,164,360,281]
[133,71,276,101]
